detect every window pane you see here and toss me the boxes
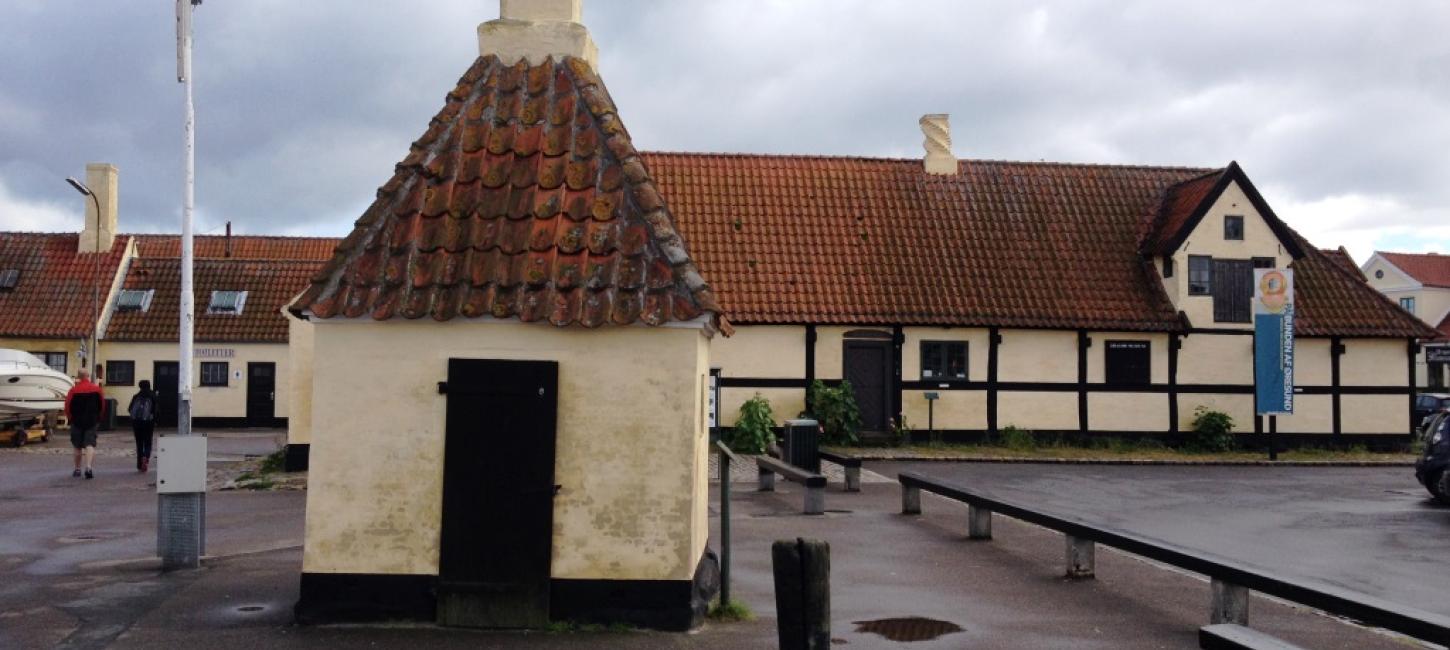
[921,342,941,378]
[201,362,228,386]
[1252,257,1275,269]
[1401,297,1415,314]
[107,361,135,386]
[1224,215,1244,240]
[946,342,967,379]
[1188,256,1212,295]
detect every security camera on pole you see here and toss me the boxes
[158,0,207,571]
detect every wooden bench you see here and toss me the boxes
[1198,624,1306,650]
[817,450,862,492]
[756,455,827,515]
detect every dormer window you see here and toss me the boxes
[0,269,19,291]
[115,289,154,313]
[1224,215,1244,240]
[208,290,247,314]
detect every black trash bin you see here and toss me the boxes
[103,398,118,431]
[782,418,820,472]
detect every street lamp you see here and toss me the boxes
[65,177,102,381]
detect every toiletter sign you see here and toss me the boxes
[1253,269,1294,415]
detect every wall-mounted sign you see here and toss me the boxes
[1428,347,1450,364]
[707,371,719,430]
[197,348,235,359]
[1253,269,1294,415]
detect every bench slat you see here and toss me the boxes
[1199,624,1306,650]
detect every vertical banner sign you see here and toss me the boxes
[1253,269,1294,414]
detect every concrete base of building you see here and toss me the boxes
[720,427,1414,452]
[294,549,720,631]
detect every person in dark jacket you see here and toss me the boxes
[64,368,106,479]
[128,380,157,473]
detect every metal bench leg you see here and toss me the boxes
[758,467,775,492]
[843,466,861,492]
[1065,535,1095,579]
[901,485,921,514]
[968,505,992,540]
[1210,579,1249,625]
[804,486,825,515]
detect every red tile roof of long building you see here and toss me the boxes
[134,234,340,261]
[0,233,130,339]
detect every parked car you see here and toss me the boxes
[1414,393,1450,429]
[1415,411,1450,504]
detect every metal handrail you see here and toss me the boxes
[898,470,1450,645]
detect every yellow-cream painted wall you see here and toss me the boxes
[1178,394,1255,433]
[287,315,315,444]
[998,392,1078,430]
[1089,393,1167,431]
[101,342,291,419]
[1293,338,1331,386]
[997,330,1077,383]
[718,387,805,427]
[1167,181,1294,328]
[1085,332,1169,384]
[1274,395,1333,434]
[1341,339,1407,387]
[1341,394,1409,434]
[709,325,804,379]
[1178,333,1253,384]
[901,390,986,431]
[302,319,709,583]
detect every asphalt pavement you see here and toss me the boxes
[873,461,1450,618]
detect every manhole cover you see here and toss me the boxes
[854,616,963,642]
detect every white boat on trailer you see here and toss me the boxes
[0,349,73,420]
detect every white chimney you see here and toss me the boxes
[920,114,957,175]
[479,0,598,69]
[79,163,118,253]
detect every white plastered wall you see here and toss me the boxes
[301,319,710,583]
[102,341,289,419]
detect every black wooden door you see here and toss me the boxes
[153,362,179,427]
[1212,259,1254,323]
[437,359,558,628]
[844,341,891,432]
[246,362,276,427]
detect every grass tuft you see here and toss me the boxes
[708,599,754,622]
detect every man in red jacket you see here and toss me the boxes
[65,368,106,479]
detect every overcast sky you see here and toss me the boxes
[3,1,1448,263]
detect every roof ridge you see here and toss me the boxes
[642,150,1217,173]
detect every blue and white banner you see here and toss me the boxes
[1253,269,1294,415]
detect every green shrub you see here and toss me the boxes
[998,425,1035,450]
[1186,406,1235,452]
[808,380,861,445]
[730,394,776,454]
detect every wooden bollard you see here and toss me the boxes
[772,538,831,650]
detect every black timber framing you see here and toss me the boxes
[1330,337,1344,440]
[987,327,1001,436]
[1409,338,1419,437]
[1168,334,1181,435]
[1076,330,1089,434]
[803,325,817,412]
[718,377,1415,396]
[891,325,904,428]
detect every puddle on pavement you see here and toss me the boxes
[236,605,266,613]
[56,531,124,544]
[853,616,964,642]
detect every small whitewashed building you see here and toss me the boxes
[291,1,723,629]
[1362,252,1450,390]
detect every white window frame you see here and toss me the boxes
[115,289,154,313]
[207,290,249,315]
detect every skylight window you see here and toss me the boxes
[207,290,248,314]
[115,289,154,313]
[0,269,19,291]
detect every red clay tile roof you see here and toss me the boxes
[0,233,129,338]
[645,153,1205,331]
[1436,312,1450,340]
[1379,251,1450,288]
[1139,169,1222,255]
[107,257,323,342]
[135,235,340,261]
[642,153,1431,338]
[1319,247,1364,280]
[1288,233,1436,338]
[294,56,720,328]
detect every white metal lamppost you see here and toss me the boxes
[63,177,102,379]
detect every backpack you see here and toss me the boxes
[129,395,154,422]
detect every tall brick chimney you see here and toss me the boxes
[79,163,118,253]
[479,0,598,69]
